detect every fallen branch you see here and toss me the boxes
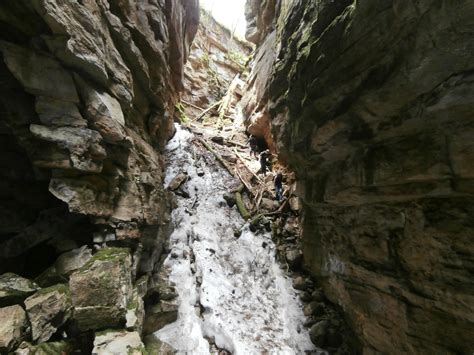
[235,169,255,197]
[224,139,247,148]
[180,99,204,111]
[196,99,222,121]
[235,191,250,220]
[216,75,239,128]
[234,148,263,184]
[197,137,234,177]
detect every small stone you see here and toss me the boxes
[311,289,325,302]
[293,276,307,291]
[260,197,280,211]
[211,136,224,144]
[223,193,236,207]
[310,320,330,347]
[285,249,302,269]
[168,172,187,190]
[289,196,301,212]
[0,305,28,352]
[175,186,190,198]
[304,302,326,317]
[300,292,312,302]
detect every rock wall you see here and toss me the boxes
[0,0,198,352]
[180,9,252,121]
[244,0,474,353]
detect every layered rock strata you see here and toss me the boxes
[244,0,474,353]
[0,0,198,352]
[180,9,252,121]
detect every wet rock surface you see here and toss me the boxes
[244,0,474,353]
[0,0,198,352]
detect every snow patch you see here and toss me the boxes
[156,124,315,354]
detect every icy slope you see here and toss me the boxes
[155,125,315,354]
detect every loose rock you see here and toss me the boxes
[0,305,28,352]
[0,273,39,307]
[310,320,330,347]
[92,330,144,354]
[24,284,72,343]
[168,172,187,191]
[69,247,132,331]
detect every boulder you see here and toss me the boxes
[69,247,132,331]
[36,246,93,287]
[303,302,326,317]
[15,341,73,355]
[310,320,330,348]
[285,248,302,269]
[148,273,178,302]
[143,300,178,335]
[55,245,93,276]
[144,335,176,355]
[0,305,28,352]
[0,273,39,306]
[126,288,145,334]
[92,330,145,355]
[292,276,308,291]
[24,284,72,343]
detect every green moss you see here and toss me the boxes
[78,247,130,272]
[175,101,189,123]
[34,341,73,355]
[127,294,138,311]
[225,50,248,70]
[127,344,147,355]
[36,283,70,296]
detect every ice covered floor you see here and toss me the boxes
[155,124,315,354]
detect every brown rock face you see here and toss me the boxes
[0,0,198,274]
[244,0,474,353]
[180,10,252,121]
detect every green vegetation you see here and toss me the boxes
[226,50,248,70]
[175,101,189,123]
[37,283,70,296]
[78,247,130,272]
